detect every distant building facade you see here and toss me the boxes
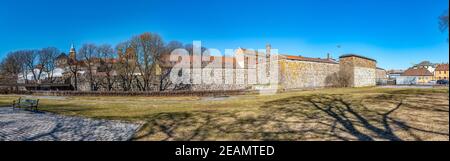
[396,68,434,85]
[387,70,404,79]
[434,64,449,80]
[375,67,388,85]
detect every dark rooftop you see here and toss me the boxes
[282,55,338,64]
[339,54,377,62]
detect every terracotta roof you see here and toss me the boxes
[401,68,433,76]
[282,55,338,64]
[339,54,377,62]
[435,64,449,71]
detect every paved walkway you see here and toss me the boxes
[0,108,142,141]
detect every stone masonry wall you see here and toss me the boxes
[339,56,376,69]
[178,59,342,91]
[279,60,340,89]
[339,56,377,87]
[117,55,379,92]
[190,68,249,91]
[353,67,376,87]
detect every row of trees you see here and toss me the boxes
[112,33,187,92]
[0,47,60,84]
[115,35,187,92]
[0,32,195,92]
[72,44,117,91]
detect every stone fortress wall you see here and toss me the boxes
[68,45,381,92]
[183,53,379,91]
[278,60,340,89]
[339,55,378,87]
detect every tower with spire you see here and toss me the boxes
[69,43,76,60]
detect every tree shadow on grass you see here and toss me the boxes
[132,93,449,141]
[260,94,448,141]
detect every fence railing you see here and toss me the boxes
[31,90,250,97]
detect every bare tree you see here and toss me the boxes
[39,47,59,83]
[131,32,165,91]
[0,52,24,84]
[97,44,116,91]
[184,43,207,56]
[13,51,30,84]
[78,43,99,91]
[67,55,80,90]
[20,50,42,83]
[116,41,138,91]
[158,41,183,91]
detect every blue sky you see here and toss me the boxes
[0,0,448,69]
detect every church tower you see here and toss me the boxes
[69,44,76,60]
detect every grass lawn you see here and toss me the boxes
[0,87,448,141]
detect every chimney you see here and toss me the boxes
[266,43,271,58]
[327,53,331,60]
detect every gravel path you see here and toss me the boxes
[0,108,142,141]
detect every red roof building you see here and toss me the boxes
[402,68,434,76]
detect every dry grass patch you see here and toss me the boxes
[0,87,448,141]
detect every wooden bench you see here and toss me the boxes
[12,97,39,111]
